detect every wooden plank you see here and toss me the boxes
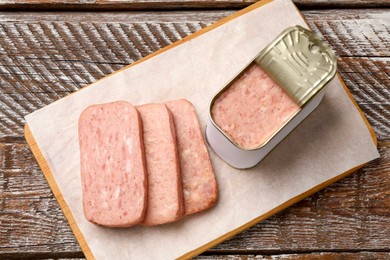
[0,0,388,10]
[197,253,390,259]
[0,142,389,256]
[0,9,388,139]
[0,141,82,258]
[26,1,380,257]
[303,10,390,57]
[3,252,390,260]
[0,57,387,140]
[338,57,390,141]
[0,8,388,258]
[196,252,390,259]
[0,10,387,58]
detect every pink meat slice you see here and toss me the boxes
[137,104,184,226]
[165,99,218,216]
[211,63,300,149]
[78,101,147,227]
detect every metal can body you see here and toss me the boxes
[206,89,325,169]
[206,25,337,169]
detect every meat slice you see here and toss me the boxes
[137,104,184,226]
[211,63,300,149]
[78,101,147,227]
[165,99,218,215]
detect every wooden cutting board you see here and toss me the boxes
[24,0,378,258]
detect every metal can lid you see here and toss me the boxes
[255,25,337,107]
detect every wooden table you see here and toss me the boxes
[0,0,389,259]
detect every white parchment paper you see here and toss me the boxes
[25,0,379,258]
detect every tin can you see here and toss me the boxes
[206,25,337,169]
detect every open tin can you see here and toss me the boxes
[206,25,337,169]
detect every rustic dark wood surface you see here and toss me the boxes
[0,0,389,10]
[0,2,389,260]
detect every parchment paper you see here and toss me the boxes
[25,0,379,258]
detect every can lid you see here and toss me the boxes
[255,25,337,107]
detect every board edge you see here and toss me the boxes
[24,124,95,260]
[23,0,378,257]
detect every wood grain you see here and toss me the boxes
[3,252,390,260]
[0,0,388,10]
[0,7,389,259]
[0,142,82,258]
[0,10,388,140]
[196,252,390,259]
[1,142,388,257]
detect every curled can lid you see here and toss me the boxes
[255,25,337,107]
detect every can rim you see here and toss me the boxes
[208,25,337,151]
